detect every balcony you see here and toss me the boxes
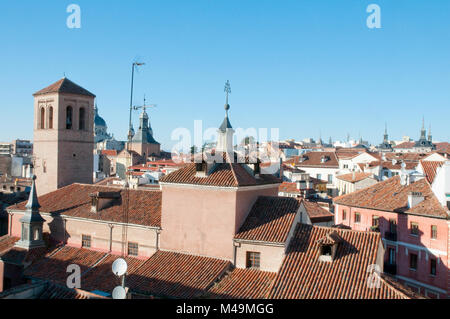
[384,262,397,275]
[384,231,397,242]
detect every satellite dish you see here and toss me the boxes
[112,258,128,276]
[112,286,127,300]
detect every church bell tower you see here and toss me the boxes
[33,78,95,195]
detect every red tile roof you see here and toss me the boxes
[301,199,334,223]
[334,176,448,218]
[0,282,107,299]
[33,78,95,97]
[268,224,417,299]
[10,183,162,227]
[81,254,147,293]
[24,246,107,284]
[0,235,19,254]
[160,161,280,187]
[336,172,374,183]
[101,149,118,156]
[126,250,231,298]
[293,152,339,168]
[207,268,276,299]
[278,182,301,194]
[235,196,300,243]
[420,161,444,184]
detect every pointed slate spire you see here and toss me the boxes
[25,175,41,212]
[219,80,233,133]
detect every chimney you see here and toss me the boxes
[408,192,424,209]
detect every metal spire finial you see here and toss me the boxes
[224,80,231,111]
[25,175,41,211]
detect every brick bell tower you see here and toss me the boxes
[33,77,95,195]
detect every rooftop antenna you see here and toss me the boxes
[123,60,144,257]
[133,94,157,112]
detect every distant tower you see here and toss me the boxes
[15,176,45,250]
[33,78,95,195]
[420,117,427,141]
[216,80,235,153]
[130,108,160,159]
[428,124,432,143]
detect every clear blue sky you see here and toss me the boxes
[1,0,449,150]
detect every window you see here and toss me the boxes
[343,164,348,169]
[430,259,437,276]
[246,251,260,269]
[320,245,332,256]
[354,212,361,223]
[33,227,40,241]
[316,174,322,180]
[388,248,396,265]
[327,174,333,184]
[48,106,53,129]
[66,106,73,129]
[81,234,91,248]
[431,225,437,239]
[128,242,139,256]
[79,107,86,130]
[410,222,419,236]
[389,219,397,233]
[342,209,347,220]
[40,107,45,129]
[409,253,418,270]
[372,216,379,227]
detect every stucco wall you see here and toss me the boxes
[235,242,285,272]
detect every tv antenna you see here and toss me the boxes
[133,94,157,112]
[111,258,128,299]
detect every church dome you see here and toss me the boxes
[94,106,107,127]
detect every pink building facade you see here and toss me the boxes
[335,204,449,298]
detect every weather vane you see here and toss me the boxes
[133,94,157,112]
[224,80,231,106]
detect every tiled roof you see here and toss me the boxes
[81,254,147,293]
[334,176,448,218]
[335,149,364,159]
[268,224,415,299]
[420,161,444,184]
[101,150,118,156]
[294,152,339,168]
[207,268,276,299]
[24,246,107,284]
[10,183,162,227]
[160,156,281,188]
[0,235,19,254]
[301,200,334,223]
[278,182,301,194]
[33,78,95,97]
[336,172,374,183]
[235,196,300,243]
[126,250,231,298]
[0,281,107,299]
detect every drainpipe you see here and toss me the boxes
[8,212,12,236]
[63,218,67,245]
[155,229,161,251]
[109,224,114,253]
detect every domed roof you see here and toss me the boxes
[94,106,107,127]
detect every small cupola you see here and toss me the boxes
[317,231,342,262]
[15,175,46,250]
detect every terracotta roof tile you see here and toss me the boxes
[126,250,231,298]
[160,162,280,187]
[235,196,300,243]
[293,152,339,168]
[301,200,334,223]
[9,184,162,227]
[336,172,374,183]
[278,182,301,194]
[33,78,95,97]
[334,176,448,218]
[207,268,276,299]
[420,161,444,184]
[268,224,416,299]
[24,246,107,284]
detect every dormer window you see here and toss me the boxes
[317,231,342,262]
